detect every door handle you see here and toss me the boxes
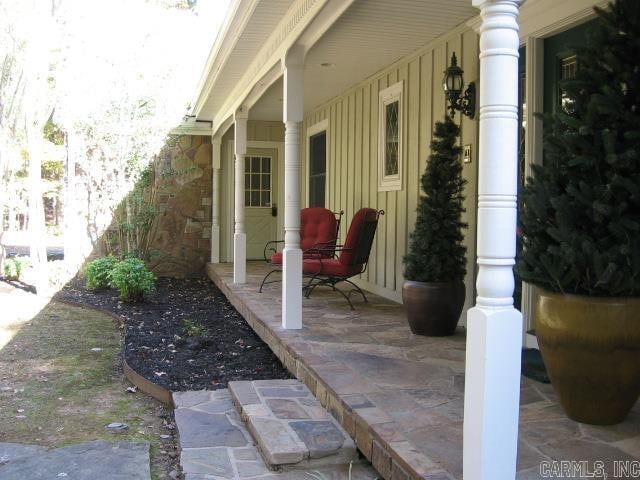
[271,204,278,217]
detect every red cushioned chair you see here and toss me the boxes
[259,208,343,292]
[302,208,384,310]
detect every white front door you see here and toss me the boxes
[245,148,278,259]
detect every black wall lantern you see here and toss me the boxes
[442,52,476,119]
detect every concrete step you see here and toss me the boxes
[228,380,358,471]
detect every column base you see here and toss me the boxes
[233,233,246,284]
[211,225,221,264]
[282,247,302,329]
[463,306,522,480]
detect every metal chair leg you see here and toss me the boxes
[259,269,280,293]
[343,279,368,303]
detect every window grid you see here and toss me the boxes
[244,156,272,207]
[559,54,578,112]
[384,101,399,177]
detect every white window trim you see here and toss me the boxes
[305,119,329,207]
[378,81,403,192]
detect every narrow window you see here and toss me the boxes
[308,131,327,207]
[378,81,403,191]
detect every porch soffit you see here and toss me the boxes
[193,0,296,122]
[198,0,477,128]
[302,0,477,114]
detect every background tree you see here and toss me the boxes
[404,116,467,282]
[516,0,640,296]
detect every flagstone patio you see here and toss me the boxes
[206,262,640,480]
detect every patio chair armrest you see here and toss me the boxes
[263,240,285,263]
[303,240,339,257]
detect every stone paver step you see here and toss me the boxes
[228,380,358,470]
[173,388,376,480]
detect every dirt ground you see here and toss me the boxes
[0,288,180,479]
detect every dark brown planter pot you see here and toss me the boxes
[402,281,465,336]
[536,290,640,425]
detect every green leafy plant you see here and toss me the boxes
[85,256,118,291]
[403,116,467,282]
[182,319,208,338]
[3,256,28,281]
[516,0,640,296]
[109,258,155,303]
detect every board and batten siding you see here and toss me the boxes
[301,26,479,316]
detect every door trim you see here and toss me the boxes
[225,140,284,261]
[305,119,329,208]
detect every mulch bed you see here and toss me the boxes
[55,276,291,391]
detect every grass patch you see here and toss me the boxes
[0,300,175,479]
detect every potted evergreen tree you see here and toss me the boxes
[403,116,467,336]
[516,0,640,425]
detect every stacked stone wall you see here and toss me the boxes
[149,134,212,277]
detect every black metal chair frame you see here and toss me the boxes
[302,210,384,310]
[258,210,343,292]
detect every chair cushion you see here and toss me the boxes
[303,258,364,277]
[339,208,378,266]
[270,251,283,265]
[300,208,338,253]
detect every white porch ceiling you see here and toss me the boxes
[249,0,477,121]
[197,0,295,122]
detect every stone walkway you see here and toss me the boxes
[173,389,378,480]
[207,262,640,480]
[0,440,151,479]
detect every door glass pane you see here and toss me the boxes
[244,156,273,207]
[559,55,578,112]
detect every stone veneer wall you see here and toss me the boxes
[149,134,212,278]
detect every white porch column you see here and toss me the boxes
[281,56,304,329]
[234,110,248,283]
[464,2,523,480]
[211,135,222,263]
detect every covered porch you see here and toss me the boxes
[207,262,640,480]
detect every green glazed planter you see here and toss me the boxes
[536,290,640,425]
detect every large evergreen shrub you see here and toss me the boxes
[516,0,640,296]
[404,116,467,282]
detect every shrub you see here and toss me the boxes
[403,116,467,282]
[3,256,29,281]
[182,318,208,337]
[85,256,118,291]
[516,0,640,296]
[109,258,155,302]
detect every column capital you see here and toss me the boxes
[472,0,524,8]
[234,106,249,121]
